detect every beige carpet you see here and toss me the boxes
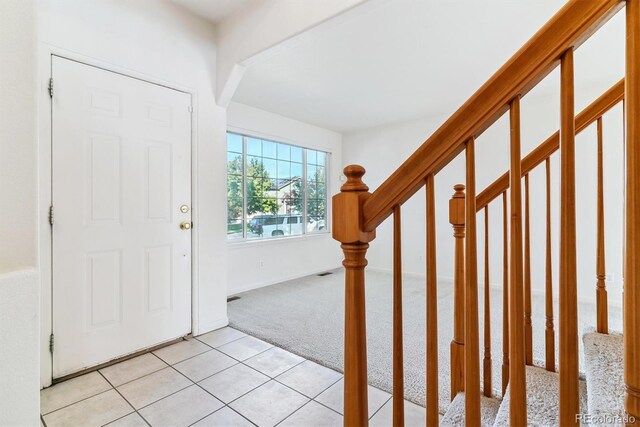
[228,268,622,414]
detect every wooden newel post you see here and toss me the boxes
[449,184,466,400]
[333,165,376,427]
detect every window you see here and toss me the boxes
[227,132,329,240]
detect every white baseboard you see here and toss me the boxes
[227,265,342,296]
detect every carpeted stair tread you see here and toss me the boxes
[492,365,587,427]
[583,330,625,422]
[440,392,501,427]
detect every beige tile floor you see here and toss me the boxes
[40,327,426,427]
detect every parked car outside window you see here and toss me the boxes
[248,214,326,237]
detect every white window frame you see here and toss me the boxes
[226,131,331,242]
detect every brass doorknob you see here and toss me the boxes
[180,221,192,230]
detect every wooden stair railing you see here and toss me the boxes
[596,117,609,335]
[545,157,556,373]
[476,78,624,211]
[449,185,466,402]
[483,205,492,399]
[474,77,625,355]
[626,0,640,420]
[359,0,624,233]
[508,95,527,425]
[425,174,439,426]
[559,47,580,425]
[501,191,510,394]
[464,138,481,424]
[331,0,640,425]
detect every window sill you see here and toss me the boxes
[227,231,332,249]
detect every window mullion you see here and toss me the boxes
[242,135,248,240]
[325,153,330,232]
[303,149,308,235]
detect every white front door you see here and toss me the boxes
[51,57,192,378]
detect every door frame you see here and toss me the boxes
[38,46,200,388]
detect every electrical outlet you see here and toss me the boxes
[259,260,264,268]
[418,255,424,262]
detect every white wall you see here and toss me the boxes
[215,0,366,106]
[342,79,625,308]
[37,0,229,385]
[0,270,40,426]
[0,0,38,273]
[226,102,343,294]
[0,1,40,424]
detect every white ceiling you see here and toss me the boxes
[169,0,257,24]
[231,0,625,133]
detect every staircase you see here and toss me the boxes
[332,0,640,425]
[441,329,624,426]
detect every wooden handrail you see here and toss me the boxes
[476,78,624,212]
[333,3,636,426]
[361,0,623,233]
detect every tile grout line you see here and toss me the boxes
[222,352,336,408]
[41,387,114,417]
[224,406,259,427]
[152,358,265,427]
[367,394,393,421]
[131,369,195,413]
[216,357,316,425]
[155,347,211,366]
[273,398,316,427]
[191,359,243,385]
[248,353,307,379]
[272,365,343,400]
[273,373,347,427]
[103,361,170,389]
[44,327,403,426]
[218,359,308,414]
[42,330,270,415]
[311,398,346,418]
[134,382,194,413]
[214,341,275,365]
[110,335,258,392]
[193,330,248,349]
[185,404,258,427]
[162,364,231,424]
[97,370,152,427]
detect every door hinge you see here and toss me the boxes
[48,78,54,98]
[48,205,54,226]
[49,333,54,353]
[187,105,193,113]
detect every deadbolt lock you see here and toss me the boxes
[180,221,192,230]
[180,204,190,213]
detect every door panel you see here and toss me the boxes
[52,57,192,378]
